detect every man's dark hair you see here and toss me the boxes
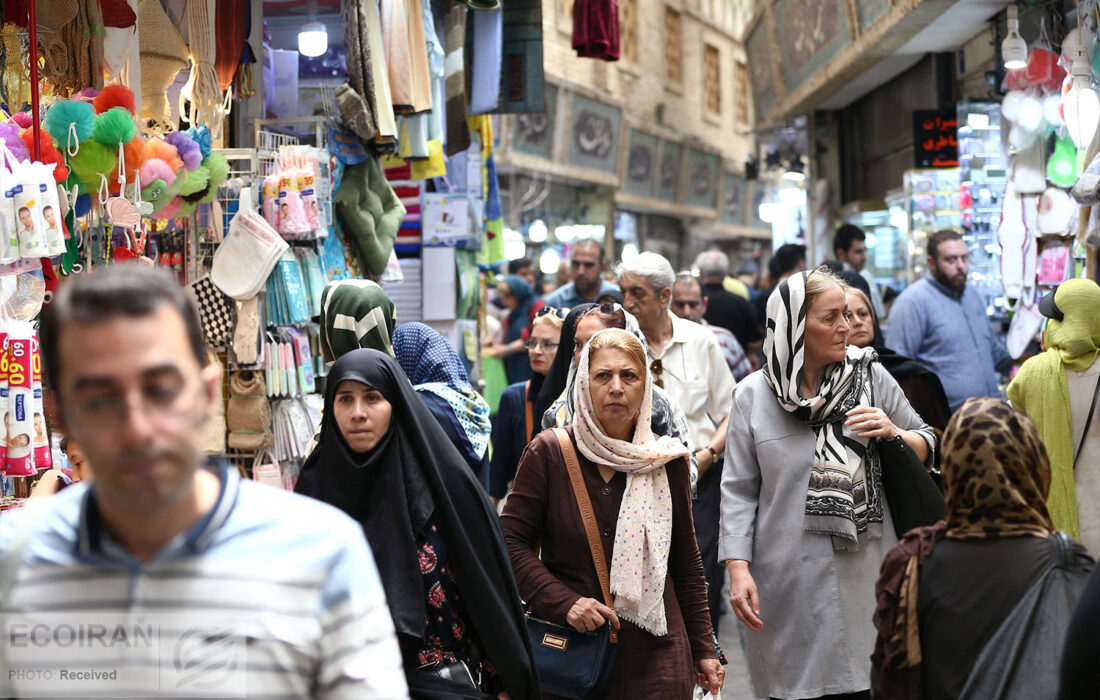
[768,243,806,282]
[572,238,605,261]
[833,225,865,255]
[59,435,69,453]
[40,265,207,393]
[927,229,963,261]
[508,257,533,274]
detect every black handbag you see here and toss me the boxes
[525,429,618,699]
[870,372,946,539]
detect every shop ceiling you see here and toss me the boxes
[748,0,1009,123]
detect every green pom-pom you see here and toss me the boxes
[178,201,198,217]
[141,178,169,208]
[68,140,116,192]
[197,152,230,203]
[176,165,210,197]
[91,107,137,147]
[44,100,95,145]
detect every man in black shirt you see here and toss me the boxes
[694,250,763,365]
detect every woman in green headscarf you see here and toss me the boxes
[319,280,398,362]
[1008,278,1100,551]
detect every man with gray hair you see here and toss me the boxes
[619,251,736,633]
[693,249,763,363]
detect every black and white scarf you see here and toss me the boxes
[763,271,883,549]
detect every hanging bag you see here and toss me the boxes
[227,369,273,451]
[251,448,285,490]
[524,428,618,699]
[871,371,946,539]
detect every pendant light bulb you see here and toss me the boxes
[298,20,328,57]
[1064,46,1100,149]
[1002,6,1028,70]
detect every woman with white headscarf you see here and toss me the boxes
[502,328,723,698]
[720,267,934,700]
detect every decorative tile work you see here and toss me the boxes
[623,129,660,197]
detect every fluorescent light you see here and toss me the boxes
[1002,6,1027,70]
[298,20,328,57]
[1064,45,1100,149]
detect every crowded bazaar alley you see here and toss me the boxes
[0,0,1099,698]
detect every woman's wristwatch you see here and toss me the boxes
[705,445,719,460]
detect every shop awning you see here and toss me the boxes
[747,0,1008,125]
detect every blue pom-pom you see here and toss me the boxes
[74,193,92,218]
[44,100,95,146]
[186,124,212,160]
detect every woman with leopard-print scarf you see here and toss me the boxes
[871,397,1092,700]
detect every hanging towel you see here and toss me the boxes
[466,6,503,115]
[443,4,471,154]
[382,0,433,114]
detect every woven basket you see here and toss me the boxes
[138,0,189,126]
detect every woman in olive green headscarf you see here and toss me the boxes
[1008,278,1100,551]
[319,280,398,362]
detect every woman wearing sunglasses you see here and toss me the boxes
[490,307,566,505]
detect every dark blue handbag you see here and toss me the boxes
[523,429,618,699]
[525,613,617,698]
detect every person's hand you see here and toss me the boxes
[845,406,900,440]
[727,560,762,632]
[497,693,511,700]
[695,447,714,476]
[695,658,725,695]
[481,345,504,359]
[566,597,620,633]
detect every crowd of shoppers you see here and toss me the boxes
[5,222,1100,699]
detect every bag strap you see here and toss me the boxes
[1074,372,1100,470]
[524,380,533,442]
[551,428,617,642]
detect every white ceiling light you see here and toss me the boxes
[527,219,548,243]
[539,248,561,275]
[1065,23,1100,150]
[298,2,328,57]
[758,202,781,223]
[1002,5,1027,70]
[554,225,575,243]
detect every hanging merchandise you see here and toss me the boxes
[1038,187,1076,235]
[138,0,190,132]
[1048,135,1078,188]
[443,3,472,155]
[227,369,274,451]
[188,276,237,348]
[340,0,398,147]
[382,0,434,115]
[3,323,38,478]
[211,205,289,300]
[1071,151,1100,204]
[467,6,503,114]
[572,0,620,62]
[334,157,406,275]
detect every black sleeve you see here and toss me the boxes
[1059,565,1100,699]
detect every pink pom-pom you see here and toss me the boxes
[72,88,99,103]
[10,112,32,129]
[140,158,177,188]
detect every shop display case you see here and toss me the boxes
[838,199,908,294]
[957,100,1010,322]
[904,168,963,284]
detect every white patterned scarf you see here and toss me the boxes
[572,328,690,635]
[763,271,882,550]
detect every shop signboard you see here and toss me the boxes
[913,108,959,168]
[566,94,622,174]
[512,84,557,160]
[684,149,720,210]
[857,0,891,27]
[746,22,777,121]
[623,129,659,197]
[720,171,748,226]
[423,194,479,248]
[654,140,683,202]
[773,0,852,95]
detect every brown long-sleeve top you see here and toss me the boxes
[501,427,715,699]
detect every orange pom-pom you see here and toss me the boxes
[21,129,69,182]
[93,84,137,115]
[145,138,183,174]
[122,136,147,186]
